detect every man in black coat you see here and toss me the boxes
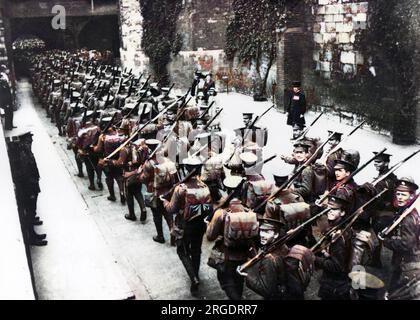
[7,132,47,246]
[286,81,306,139]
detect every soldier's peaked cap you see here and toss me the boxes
[373,151,392,162]
[273,175,289,187]
[327,194,349,209]
[334,158,356,172]
[183,157,203,172]
[242,112,253,117]
[101,116,113,123]
[293,142,310,153]
[223,175,243,190]
[240,152,258,165]
[145,139,160,149]
[328,130,343,140]
[396,177,418,192]
[292,81,301,87]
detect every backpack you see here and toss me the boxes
[104,134,126,157]
[152,159,178,189]
[183,106,200,121]
[285,245,315,289]
[246,179,274,209]
[245,254,286,299]
[224,209,259,249]
[183,182,213,222]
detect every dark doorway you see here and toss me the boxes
[78,15,120,55]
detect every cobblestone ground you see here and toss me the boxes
[18,79,396,300]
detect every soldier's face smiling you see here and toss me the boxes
[395,191,411,207]
[327,207,345,221]
[334,168,350,181]
[260,229,278,246]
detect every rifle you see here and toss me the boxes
[120,88,151,121]
[237,207,332,275]
[116,77,124,95]
[160,168,199,200]
[135,73,143,86]
[387,275,419,300]
[372,148,420,186]
[321,120,366,165]
[192,101,215,127]
[81,107,88,127]
[148,108,188,160]
[294,111,324,141]
[139,75,152,91]
[104,102,175,160]
[227,105,275,162]
[126,77,135,97]
[378,193,420,240]
[316,148,387,206]
[203,107,223,131]
[208,178,247,219]
[163,83,175,99]
[312,188,388,253]
[253,132,336,213]
[103,83,113,109]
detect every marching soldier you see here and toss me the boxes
[281,142,313,202]
[328,151,360,213]
[370,152,398,267]
[75,111,101,190]
[380,177,420,300]
[234,113,268,148]
[138,139,178,244]
[95,122,128,203]
[121,139,149,222]
[161,157,213,296]
[242,220,315,300]
[314,194,353,300]
[206,176,259,300]
[239,152,273,214]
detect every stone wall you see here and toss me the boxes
[118,0,148,73]
[177,0,233,51]
[312,0,368,79]
[169,49,277,97]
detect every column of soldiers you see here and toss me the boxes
[26,49,420,300]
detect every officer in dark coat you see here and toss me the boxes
[286,81,306,138]
[6,132,47,246]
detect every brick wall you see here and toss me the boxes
[177,0,233,51]
[312,0,368,79]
